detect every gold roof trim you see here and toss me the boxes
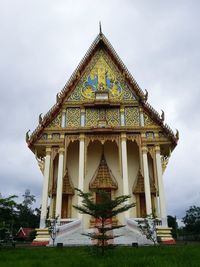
[89,154,118,190]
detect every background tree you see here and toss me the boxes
[16,189,40,230]
[0,190,40,241]
[0,194,18,240]
[73,189,135,255]
[182,206,200,234]
[167,215,178,239]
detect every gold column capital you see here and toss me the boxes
[155,145,161,153]
[58,147,65,154]
[79,133,85,140]
[120,106,125,113]
[80,106,85,113]
[121,133,127,140]
[141,146,148,153]
[62,109,66,114]
[46,147,52,155]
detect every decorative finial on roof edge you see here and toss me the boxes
[99,21,102,35]
[26,130,30,142]
[176,129,179,140]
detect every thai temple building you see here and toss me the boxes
[26,28,178,245]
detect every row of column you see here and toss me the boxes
[40,147,65,228]
[40,133,167,228]
[142,145,167,225]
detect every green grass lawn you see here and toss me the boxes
[0,245,200,267]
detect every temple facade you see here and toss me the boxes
[27,30,178,245]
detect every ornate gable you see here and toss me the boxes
[89,154,118,190]
[67,49,136,103]
[26,31,178,149]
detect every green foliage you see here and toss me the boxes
[15,189,40,231]
[73,188,135,255]
[0,194,18,239]
[28,229,37,241]
[138,215,158,245]
[182,206,200,234]
[167,215,178,238]
[0,190,40,241]
[22,189,36,208]
[46,216,59,246]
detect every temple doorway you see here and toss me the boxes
[61,195,68,218]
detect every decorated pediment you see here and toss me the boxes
[27,32,178,148]
[67,49,136,103]
[89,154,118,190]
[133,169,156,194]
[62,169,74,195]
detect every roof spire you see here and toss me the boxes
[99,21,102,35]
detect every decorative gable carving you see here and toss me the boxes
[66,108,80,127]
[125,107,139,126]
[144,112,157,127]
[89,154,118,189]
[62,169,74,195]
[67,49,136,103]
[85,108,120,128]
[27,32,178,148]
[133,169,156,194]
[48,113,62,128]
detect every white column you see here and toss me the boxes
[78,134,85,218]
[120,107,125,126]
[40,147,51,228]
[121,133,130,218]
[139,108,144,127]
[61,110,66,128]
[155,146,167,226]
[55,147,65,221]
[80,108,85,127]
[142,146,152,216]
[49,197,55,218]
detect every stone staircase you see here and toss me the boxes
[50,219,92,246]
[113,227,152,245]
[50,218,153,246]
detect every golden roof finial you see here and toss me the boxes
[99,21,102,35]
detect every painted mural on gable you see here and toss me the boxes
[68,49,136,102]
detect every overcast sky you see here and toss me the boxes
[0,0,200,220]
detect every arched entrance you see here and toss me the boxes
[89,146,118,226]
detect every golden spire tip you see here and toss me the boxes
[99,21,102,35]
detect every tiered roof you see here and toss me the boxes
[26,30,178,148]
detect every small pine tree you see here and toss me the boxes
[73,188,135,255]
